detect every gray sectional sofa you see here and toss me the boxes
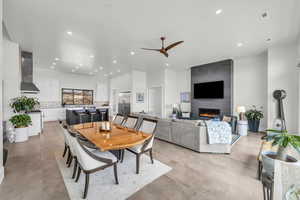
[132,113,231,154]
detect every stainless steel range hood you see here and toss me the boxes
[21,51,40,94]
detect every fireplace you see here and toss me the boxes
[199,108,220,118]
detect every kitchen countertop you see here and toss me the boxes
[40,106,110,110]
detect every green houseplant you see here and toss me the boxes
[9,114,32,143]
[266,129,300,161]
[261,129,300,177]
[10,96,40,113]
[245,105,264,132]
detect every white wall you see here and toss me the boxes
[234,53,268,130]
[34,68,109,104]
[3,36,20,121]
[268,42,299,133]
[109,73,132,92]
[131,70,147,113]
[0,0,4,184]
[163,68,191,117]
[147,69,165,88]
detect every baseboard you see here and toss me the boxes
[0,166,4,184]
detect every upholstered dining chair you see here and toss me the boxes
[122,118,157,174]
[113,114,125,125]
[73,137,119,199]
[60,122,70,160]
[122,115,139,129]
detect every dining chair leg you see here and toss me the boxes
[75,167,82,182]
[149,149,154,164]
[83,173,90,199]
[270,185,273,200]
[120,150,125,163]
[263,185,266,200]
[63,143,67,157]
[136,154,140,174]
[113,163,119,184]
[72,158,78,179]
[68,156,73,168]
[258,161,262,180]
[66,150,71,164]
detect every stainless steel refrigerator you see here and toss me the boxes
[118,91,131,116]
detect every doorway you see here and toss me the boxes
[148,86,163,117]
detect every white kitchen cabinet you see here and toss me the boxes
[28,112,42,136]
[41,108,66,122]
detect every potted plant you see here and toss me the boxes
[245,105,264,132]
[10,96,39,113]
[9,114,32,142]
[262,129,300,176]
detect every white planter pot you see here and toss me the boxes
[15,127,29,143]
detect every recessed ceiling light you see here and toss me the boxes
[79,64,83,67]
[99,66,103,70]
[112,60,117,64]
[54,58,60,61]
[130,51,135,55]
[67,31,73,36]
[237,42,243,47]
[215,9,223,15]
[71,69,75,73]
[261,12,269,20]
[165,63,170,66]
[110,72,113,75]
[117,69,121,72]
[90,55,94,58]
[50,66,55,69]
[52,62,57,65]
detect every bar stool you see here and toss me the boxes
[86,108,97,123]
[97,109,107,121]
[73,109,88,128]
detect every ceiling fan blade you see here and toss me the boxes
[165,41,184,51]
[162,51,169,57]
[141,48,161,52]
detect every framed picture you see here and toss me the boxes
[180,92,190,103]
[136,92,144,103]
[62,88,93,105]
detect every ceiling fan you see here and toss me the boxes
[141,37,184,57]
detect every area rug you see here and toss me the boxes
[231,134,241,145]
[55,152,172,200]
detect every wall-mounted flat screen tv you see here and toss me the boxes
[194,81,224,99]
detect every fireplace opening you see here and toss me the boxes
[199,108,221,118]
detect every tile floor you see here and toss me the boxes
[0,121,264,200]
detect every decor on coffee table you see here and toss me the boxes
[9,114,32,142]
[245,105,264,132]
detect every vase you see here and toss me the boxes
[15,127,29,143]
[262,151,297,177]
[248,119,260,132]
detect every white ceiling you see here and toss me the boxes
[3,0,300,77]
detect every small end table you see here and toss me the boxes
[238,120,248,136]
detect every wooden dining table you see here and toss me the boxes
[71,122,152,158]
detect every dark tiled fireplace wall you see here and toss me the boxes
[191,59,233,118]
